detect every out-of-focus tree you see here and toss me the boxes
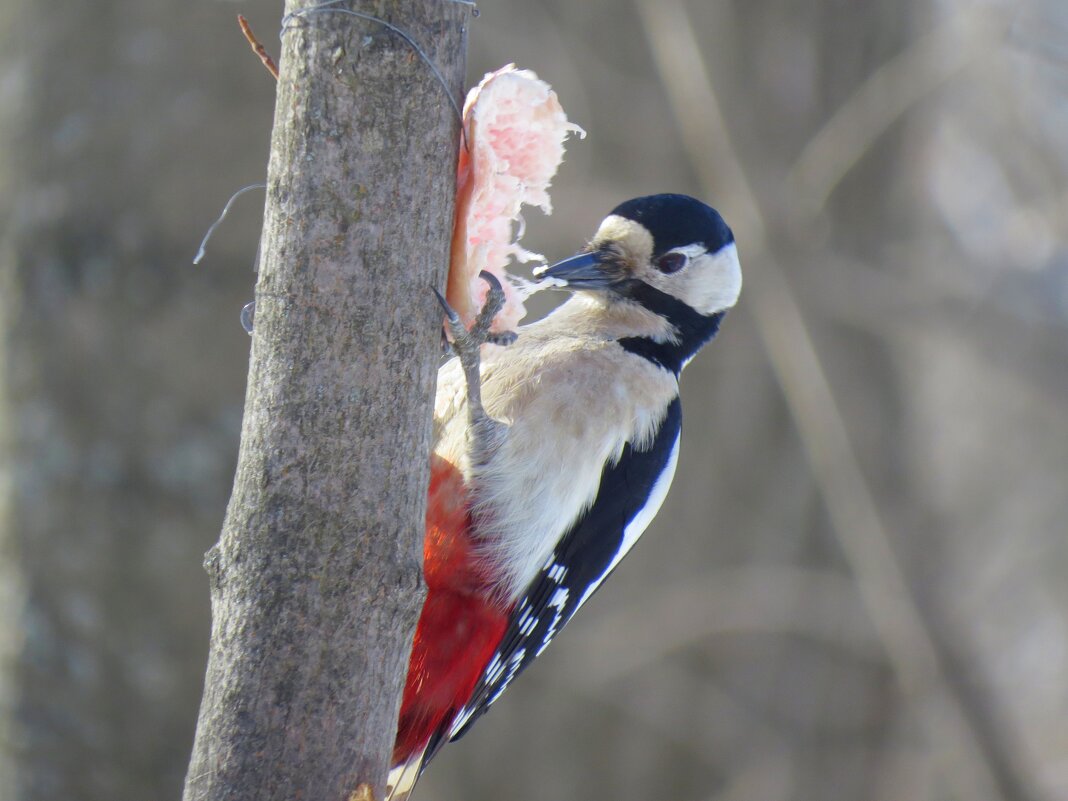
[0,1,272,798]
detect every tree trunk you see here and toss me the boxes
[182,2,467,799]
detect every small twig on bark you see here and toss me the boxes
[238,14,279,80]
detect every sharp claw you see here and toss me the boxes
[432,286,461,324]
[473,271,508,334]
[478,270,503,294]
[431,275,516,359]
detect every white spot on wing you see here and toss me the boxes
[693,241,741,315]
[489,648,526,704]
[517,606,537,636]
[485,653,505,686]
[449,704,476,738]
[537,586,571,656]
[450,643,524,738]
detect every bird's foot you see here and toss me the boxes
[434,272,515,461]
[434,271,516,369]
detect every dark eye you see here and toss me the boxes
[656,252,688,274]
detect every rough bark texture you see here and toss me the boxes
[182,2,467,799]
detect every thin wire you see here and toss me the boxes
[281,0,468,147]
[193,183,267,265]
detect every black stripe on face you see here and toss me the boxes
[616,280,726,374]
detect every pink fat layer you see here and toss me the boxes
[447,65,584,331]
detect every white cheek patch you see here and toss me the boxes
[692,242,741,314]
[642,242,741,316]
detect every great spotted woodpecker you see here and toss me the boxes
[387,194,741,800]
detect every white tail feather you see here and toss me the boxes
[385,751,427,801]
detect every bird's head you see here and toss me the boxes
[533,194,741,318]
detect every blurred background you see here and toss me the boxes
[1,0,1066,800]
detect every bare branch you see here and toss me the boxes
[784,7,1009,231]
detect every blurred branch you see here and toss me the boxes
[1007,8,1068,70]
[0,325,20,796]
[546,660,791,773]
[797,249,1068,400]
[703,753,794,801]
[563,565,880,685]
[784,6,1009,231]
[632,1,1040,800]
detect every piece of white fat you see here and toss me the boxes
[447,65,584,331]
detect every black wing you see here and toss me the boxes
[440,396,683,749]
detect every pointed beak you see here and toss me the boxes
[532,251,616,290]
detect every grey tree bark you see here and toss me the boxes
[182,2,467,800]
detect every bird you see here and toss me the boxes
[387,193,741,800]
